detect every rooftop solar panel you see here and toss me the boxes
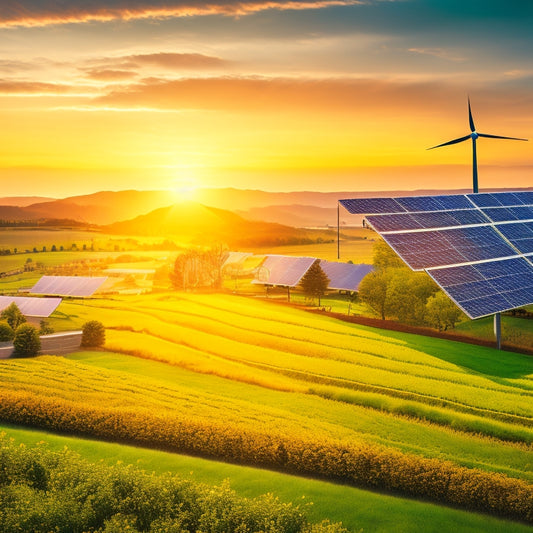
[319,261,373,291]
[0,296,62,317]
[254,255,316,287]
[30,276,107,297]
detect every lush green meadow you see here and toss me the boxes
[2,422,531,533]
[1,292,533,526]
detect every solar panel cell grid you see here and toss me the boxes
[395,196,444,212]
[339,197,404,215]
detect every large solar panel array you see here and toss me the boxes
[319,261,374,291]
[339,191,533,319]
[253,255,373,291]
[0,296,62,317]
[30,276,107,297]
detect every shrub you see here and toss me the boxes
[39,319,54,335]
[12,324,41,357]
[0,302,26,330]
[0,320,14,342]
[81,320,106,348]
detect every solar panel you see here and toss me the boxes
[253,255,316,287]
[319,261,373,291]
[339,190,533,318]
[30,276,107,297]
[0,296,62,317]
[428,257,533,318]
[383,226,517,270]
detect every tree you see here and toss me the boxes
[81,320,105,347]
[170,244,228,290]
[373,239,405,270]
[39,319,54,335]
[13,324,41,357]
[0,321,14,342]
[299,260,330,306]
[386,269,439,325]
[357,269,391,319]
[426,291,464,331]
[0,302,26,330]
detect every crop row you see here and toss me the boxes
[0,432,344,533]
[67,297,533,420]
[0,378,532,524]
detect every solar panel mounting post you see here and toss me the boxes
[337,202,340,259]
[494,312,502,350]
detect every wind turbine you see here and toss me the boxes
[428,98,528,193]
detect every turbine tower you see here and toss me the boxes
[428,98,528,193]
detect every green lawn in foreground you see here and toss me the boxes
[1,423,530,533]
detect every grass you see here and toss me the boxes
[1,422,531,533]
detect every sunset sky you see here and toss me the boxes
[1,1,532,197]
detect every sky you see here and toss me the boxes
[1,0,532,197]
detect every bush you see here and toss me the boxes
[0,302,26,330]
[39,319,54,336]
[0,320,14,342]
[81,320,106,347]
[12,324,41,357]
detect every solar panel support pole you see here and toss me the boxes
[494,312,502,350]
[337,202,340,259]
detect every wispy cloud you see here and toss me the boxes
[0,79,92,95]
[82,68,138,82]
[0,1,364,28]
[408,47,467,62]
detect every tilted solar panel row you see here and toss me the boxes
[340,191,533,215]
[367,209,489,233]
[383,226,517,270]
[428,257,533,318]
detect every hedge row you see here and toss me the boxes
[0,390,532,524]
[0,433,345,533]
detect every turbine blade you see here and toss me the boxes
[427,134,471,150]
[468,97,476,132]
[478,132,528,141]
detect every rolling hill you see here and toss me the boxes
[103,202,335,246]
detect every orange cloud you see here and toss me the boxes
[0,80,79,94]
[0,1,363,28]
[82,69,138,81]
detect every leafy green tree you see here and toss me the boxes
[357,269,391,319]
[386,269,439,325]
[0,320,14,342]
[426,291,465,331]
[13,324,41,357]
[373,239,405,270]
[0,302,26,330]
[299,260,330,306]
[81,320,106,347]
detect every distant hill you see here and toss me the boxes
[0,196,55,207]
[236,204,340,228]
[104,202,335,246]
[2,186,532,227]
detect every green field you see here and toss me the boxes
[1,422,530,533]
[1,292,533,528]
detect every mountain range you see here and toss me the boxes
[2,186,532,228]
